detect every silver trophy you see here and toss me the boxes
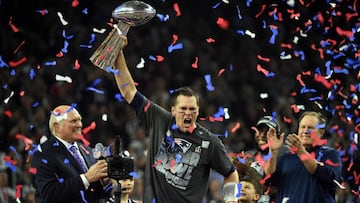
[90,0,156,69]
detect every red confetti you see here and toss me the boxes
[152,159,162,167]
[231,122,241,133]
[299,152,315,160]
[15,134,33,151]
[256,64,270,76]
[13,41,25,54]
[56,52,64,57]
[9,57,27,67]
[257,55,270,62]
[296,74,305,86]
[217,68,225,77]
[171,34,179,45]
[335,26,354,38]
[72,0,79,7]
[314,74,332,89]
[74,59,80,70]
[4,110,12,118]
[9,17,19,32]
[156,55,164,62]
[353,171,360,185]
[255,4,266,18]
[19,91,25,96]
[173,3,181,16]
[216,17,229,30]
[325,159,340,167]
[75,134,90,146]
[28,167,37,174]
[206,38,215,43]
[82,121,96,134]
[144,101,151,112]
[291,104,300,113]
[16,185,22,198]
[192,57,198,69]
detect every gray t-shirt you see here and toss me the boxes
[131,92,234,203]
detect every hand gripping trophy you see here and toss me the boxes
[90,1,156,69]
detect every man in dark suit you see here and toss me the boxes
[31,104,111,203]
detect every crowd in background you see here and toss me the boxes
[0,0,359,202]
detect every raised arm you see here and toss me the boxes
[113,35,137,104]
[264,128,284,175]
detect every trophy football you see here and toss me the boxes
[90,0,156,69]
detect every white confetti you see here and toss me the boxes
[93,28,106,34]
[57,12,68,25]
[55,74,72,83]
[136,57,145,69]
[224,108,230,119]
[245,30,256,38]
[4,91,14,104]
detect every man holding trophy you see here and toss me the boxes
[90,1,239,202]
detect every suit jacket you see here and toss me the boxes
[31,136,110,203]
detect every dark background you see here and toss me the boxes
[0,0,359,201]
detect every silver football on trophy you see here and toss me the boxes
[112,0,156,26]
[90,1,156,70]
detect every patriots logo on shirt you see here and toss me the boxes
[169,138,192,154]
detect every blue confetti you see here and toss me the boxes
[9,146,19,159]
[156,14,169,22]
[10,69,16,76]
[79,45,92,49]
[105,67,119,74]
[44,61,56,66]
[129,171,139,179]
[29,68,36,80]
[293,50,305,60]
[114,93,124,102]
[82,8,88,15]
[213,107,225,118]
[212,2,221,8]
[300,86,316,94]
[80,190,88,203]
[148,55,156,61]
[5,162,16,172]
[62,30,74,40]
[236,5,242,20]
[58,178,64,183]
[246,0,252,7]
[317,151,323,162]
[237,157,246,164]
[64,158,70,164]
[236,29,245,36]
[171,124,178,130]
[61,40,69,53]
[269,26,278,44]
[89,33,95,44]
[87,87,104,94]
[53,141,59,147]
[168,43,183,53]
[175,154,182,163]
[41,159,48,164]
[204,74,215,91]
[166,136,175,148]
[32,102,39,108]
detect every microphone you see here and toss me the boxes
[93,143,106,160]
[115,136,121,156]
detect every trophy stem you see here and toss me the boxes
[90,22,131,69]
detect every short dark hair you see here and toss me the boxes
[170,86,199,107]
[239,176,263,195]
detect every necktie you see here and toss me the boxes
[70,145,88,173]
